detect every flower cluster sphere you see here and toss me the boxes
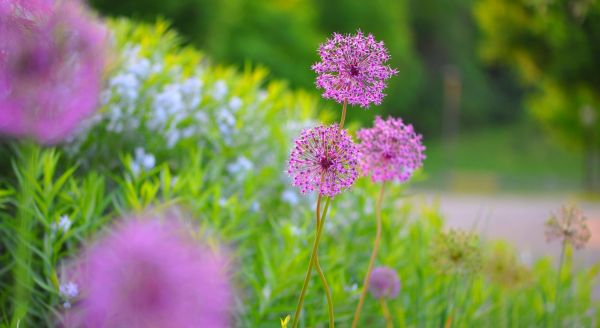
[288,124,359,197]
[0,0,106,144]
[357,116,425,183]
[64,216,231,328]
[312,31,397,108]
[545,205,591,249]
[368,266,400,300]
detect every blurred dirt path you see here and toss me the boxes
[415,192,600,298]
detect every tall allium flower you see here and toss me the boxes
[0,0,106,144]
[288,124,359,197]
[545,205,591,249]
[312,31,397,108]
[357,116,425,183]
[368,266,400,300]
[63,215,231,328]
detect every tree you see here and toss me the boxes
[475,0,600,192]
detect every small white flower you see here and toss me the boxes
[227,156,254,175]
[109,73,139,103]
[282,190,299,206]
[261,285,271,299]
[290,225,302,237]
[154,85,184,121]
[180,78,203,108]
[131,148,156,175]
[194,111,209,124]
[166,129,181,148]
[251,202,260,212]
[59,282,79,299]
[344,283,358,293]
[228,97,243,111]
[364,199,374,215]
[212,80,228,100]
[51,215,72,234]
[58,215,71,232]
[218,198,227,207]
[128,58,151,79]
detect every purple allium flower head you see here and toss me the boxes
[369,266,400,300]
[0,0,107,144]
[63,214,232,328]
[312,30,397,108]
[288,124,359,197]
[545,205,591,250]
[357,116,425,183]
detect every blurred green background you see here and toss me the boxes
[89,0,600,194]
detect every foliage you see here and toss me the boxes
[0,19,597,327]
[89,0,524,137]
[474,0,600,190]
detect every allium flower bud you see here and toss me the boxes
[368,266,400,300]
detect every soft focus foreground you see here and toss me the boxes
[0,18,597,327]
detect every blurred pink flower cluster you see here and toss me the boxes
[0,0,106,144]
[62,213,232,328]
[358,116,426,183]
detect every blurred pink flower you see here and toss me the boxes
[312,30,397,108]
[0,0,106,144]
[288,124,359,197]
[545,205,591,249]
[62,214,232,328]
[369,266,400,300]
[357,116,425,183]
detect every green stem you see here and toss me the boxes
[443,276,458,328]
[315,198,334,327]
[11,143,37,326]
[352,182,386,328]
[379,299,394,328]
[554,240,566,327]
[339,100,347,129]
[292,195,331,328]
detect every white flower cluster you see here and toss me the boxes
[130,147,156,176]
[50,215,72,235]
[59,281,79,309]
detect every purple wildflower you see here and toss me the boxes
[288,124,359,197]
[368,266,400,300]
[357,116,425,183]
[0,0,106,144]
[545,205,591,249]
[312,31,397,108]
[62,214,232,328]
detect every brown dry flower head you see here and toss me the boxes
[432,229,482,275]
[545,205,591,250]
[484,242,531,289]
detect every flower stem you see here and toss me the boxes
[292,195,331,328]
[554,239,566,327]
[11,143,37,326]
[315,198,334,327]
[379,299,394,328]
[351,182,386,328]
[339,100,347,129]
